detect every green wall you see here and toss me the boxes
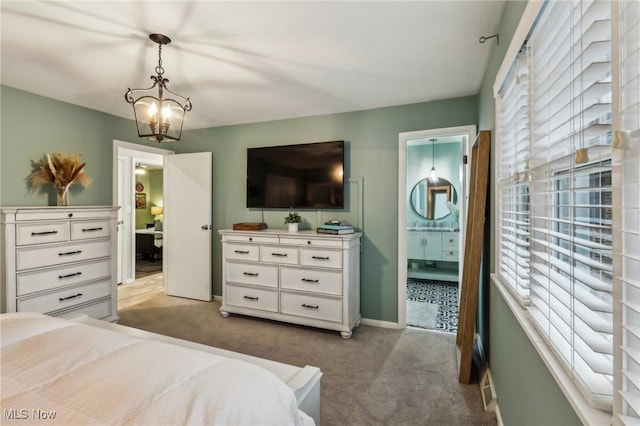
[0,84,477,323]
[0,85,161,206]
[478,1,580,424]
[179,98,478,321]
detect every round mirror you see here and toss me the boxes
[410,177,458,220]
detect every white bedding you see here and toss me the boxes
[0,313,314,425]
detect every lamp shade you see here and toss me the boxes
[151,206,163,216]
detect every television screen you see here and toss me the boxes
[247,141,345,209]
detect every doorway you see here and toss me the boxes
[112,140,173,286]
[133,162,164,280]
[397,126,474,331]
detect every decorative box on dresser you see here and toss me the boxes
[219,229,362,338]
[1,206,119,322]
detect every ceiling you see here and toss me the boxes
[1,1,505,130]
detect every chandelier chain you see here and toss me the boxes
[155,43,164,76]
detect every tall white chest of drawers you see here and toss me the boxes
[1,206,119,322]
[219,229,361,338]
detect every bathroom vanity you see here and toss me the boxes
[406,227,459,282]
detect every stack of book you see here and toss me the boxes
[316,220,355,235]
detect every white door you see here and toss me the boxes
[116,158,124,284]
[164,152,212,301]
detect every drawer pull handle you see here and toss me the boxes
[302,303,319,309]
[31,230,58,236]
[271,252,288,257]
[243,295,259,301]
[59,250,82,256]
[82,227,103,232]
[58,272,82,279]
[312,256,330,260]
[59,293,83,302]
[302,278,319,283]
[243,272,259,277]
[234,250,250,254]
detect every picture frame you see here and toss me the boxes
[135,193,146,209]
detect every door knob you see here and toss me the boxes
[201,225,210,230]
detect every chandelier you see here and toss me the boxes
[125,34,192,143]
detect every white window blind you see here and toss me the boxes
[528,0,614,409]
[497,51,531,304]
[614,0,640,423]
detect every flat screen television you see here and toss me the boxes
[246,140,345,209]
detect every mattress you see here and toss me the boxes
[0,312,314,425]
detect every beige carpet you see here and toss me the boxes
[118,293,496,426]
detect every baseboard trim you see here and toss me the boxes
[360,318,401,329]
[495,403,503,426]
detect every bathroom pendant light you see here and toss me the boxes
[125,34,192,143]
[429,139,439,183]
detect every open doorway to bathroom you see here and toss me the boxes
[398,126,474,333]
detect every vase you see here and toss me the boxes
[288,223,299,232]
[56,186,69,206]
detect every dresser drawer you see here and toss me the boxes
[16,239,111,271]
[16,222,70,246]
[226,262,278,288]
[225,243,260,262]
[442,234,459,251]
[17,279,111,314]
[300,248,342,269]
[281,267,342,296]
[280,237,343,248]
[17,259,111,296]
[225,284,278,313]
[443,250,459,262]
[281,292,342,323]
[15,208,114,221]
[71,220,111,240]
[260,245,299,264]
[224,234,278,244]
[57,298,112,320]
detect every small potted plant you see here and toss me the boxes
[284,212,302,232]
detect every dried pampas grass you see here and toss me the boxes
[28,152,91,205]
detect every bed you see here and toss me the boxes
[0,312,321,425]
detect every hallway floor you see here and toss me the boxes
[406,278,459,333]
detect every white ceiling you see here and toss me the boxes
[1,1,505,130]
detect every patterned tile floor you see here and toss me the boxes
[406,278,459,333]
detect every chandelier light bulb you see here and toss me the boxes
[429,166,438,182]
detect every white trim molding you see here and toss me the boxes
[397,125,475,328]
[493,1,545,96]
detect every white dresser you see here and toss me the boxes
[219,229,361,338]
[1,206,119,321]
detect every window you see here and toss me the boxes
[493,0,640,416]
